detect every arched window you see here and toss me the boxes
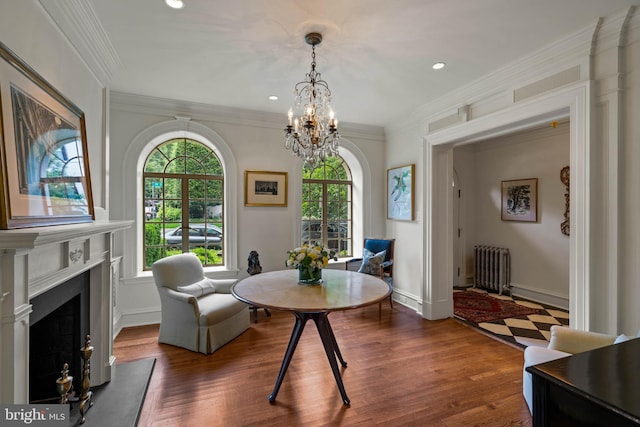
[301,156,352,257]
[142,138,224,269]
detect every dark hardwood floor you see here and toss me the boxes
[113,304,533,426]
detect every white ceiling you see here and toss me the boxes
[53,0,640,127]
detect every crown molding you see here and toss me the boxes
[109,91,385,142]
[593,6,636,53]
[39,0,120,85]
[387,17,600,136]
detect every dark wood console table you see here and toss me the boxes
[527,338,640,426]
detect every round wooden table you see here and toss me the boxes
[232,269,391,405]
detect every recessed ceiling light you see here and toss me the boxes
[268,95,278,101]
[165,0,184,9]
[432,62,446,70]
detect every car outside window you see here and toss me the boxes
[142,138,224,269]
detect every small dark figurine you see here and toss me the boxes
[246,250,270,322]
[247,250,262,275]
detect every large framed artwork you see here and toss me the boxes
[244,170,288,207]
[0,42,94,229]
[387,164,415,221]
[501,178,537,222]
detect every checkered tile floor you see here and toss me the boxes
[454,288,570,348]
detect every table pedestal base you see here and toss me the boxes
[268,311,350,406]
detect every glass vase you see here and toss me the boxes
[298,265,322,285]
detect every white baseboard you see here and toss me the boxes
[114,307,160,338]
[511,284,569,310]
[391,288,422,314]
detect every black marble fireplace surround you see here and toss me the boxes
[29,271,90,403]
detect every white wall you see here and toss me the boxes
[108,94,386,328]
[456,124,570,308]
[382,124,425,311]
[617,10,640,335]
[386,6,640,335]
[0,0,105,212]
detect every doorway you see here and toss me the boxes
[421,84,589,330]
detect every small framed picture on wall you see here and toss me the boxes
[501,178,537,222]
[244,170,288,207]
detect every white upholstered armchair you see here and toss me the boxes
[152,253,250,354]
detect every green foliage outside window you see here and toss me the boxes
[143,138,224,269]
[301,156,352,257]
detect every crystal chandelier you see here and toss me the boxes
[284,32,340,165]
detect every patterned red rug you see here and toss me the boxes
[453,291,541,323]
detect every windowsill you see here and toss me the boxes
[325,259,346,270]
[129,266,241,284]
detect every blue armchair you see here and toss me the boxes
[345,237,395,316]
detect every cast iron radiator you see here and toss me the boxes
[473,245,511,295]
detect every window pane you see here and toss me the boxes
[188,190,206,221]
[185,140,208,160]
[167,156,186,174]
[144,150,169,173]
[204,154,223,175]
[185,157,204,175]
[161,200,182,222]
[327,183,342,202]
[144,222,164,269]
[159,140,179,160]
[206,179,222,201]
[206,180,223,221]
[163,222,182,248]
[163,178,182,199]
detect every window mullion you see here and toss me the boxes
[321,183,328,248]
[181,177,189,251]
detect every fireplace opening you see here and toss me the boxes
[29,271,90,403]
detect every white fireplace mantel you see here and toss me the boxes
[0,220,132,404]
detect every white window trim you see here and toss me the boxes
[121,119,238,279]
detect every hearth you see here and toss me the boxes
[29,271,90,403]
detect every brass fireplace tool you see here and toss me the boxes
[55,363,73,404]
[79,334,94,424]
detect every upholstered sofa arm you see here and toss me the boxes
[209,278,238,294]
[522,345,572,413]
[524,346,572,368]
[547,325,617,354]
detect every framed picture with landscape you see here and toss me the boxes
[244,170,288,207]
[0,42,95,229]
[387,164,415,221]
[501,178,537,222]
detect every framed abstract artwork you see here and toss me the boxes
[0,42,95,229]
[244,170,288,207]
[501,178,538,222]
[387,164,415,221]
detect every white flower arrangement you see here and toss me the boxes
[286,244,337,270]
